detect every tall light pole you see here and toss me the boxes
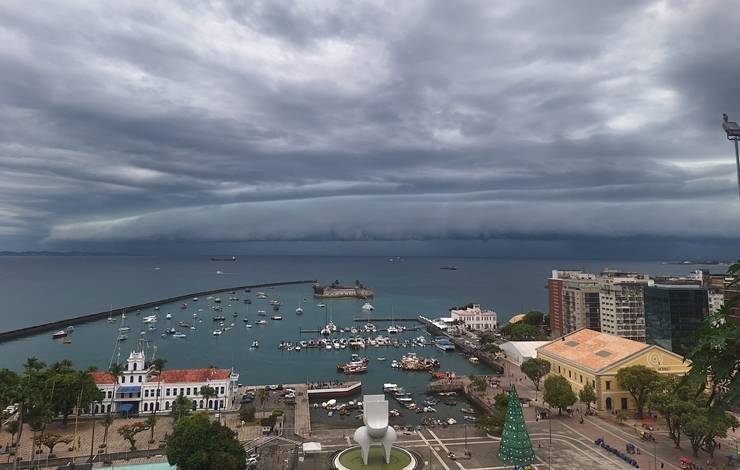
[722,113,740,201]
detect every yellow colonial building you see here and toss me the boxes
[536,329,690,412]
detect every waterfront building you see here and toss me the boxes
[499,341,549,366]
[536,329,689,412]
[449,304,497,331]
[644,284,708,355]
[89,350,239,414]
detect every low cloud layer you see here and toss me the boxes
[1,1,739,252]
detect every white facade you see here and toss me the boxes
[90,350,239,415]
[499,341,549,366]
[449,304,497,331]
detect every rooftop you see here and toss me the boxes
[537,329,649,371]
[156,368,231,383]
[89,371,116,384]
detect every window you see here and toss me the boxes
[129,376,133,383]
[557,365,561,373]
[125,363,128,371]
[579,374,583,383]
[156,389,160,397]
[568,370,571,378]
[138,376,142,383]
[605,381,611,390]
[166,388,170,397]
[133,363,137,371]
[621,397,628,410]
[180,388,184,396]
[165,402,170,410]
[107,391,112,399]
[220,386,225,395]
[144,390,149,398]
[187,388,191,395]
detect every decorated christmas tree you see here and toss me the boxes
[496,385,535,465]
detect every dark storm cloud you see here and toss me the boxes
[0,0,739,250]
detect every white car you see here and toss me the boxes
[3,405,17,415]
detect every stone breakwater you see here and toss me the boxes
[312,286,374,299]
[0,279,317,342]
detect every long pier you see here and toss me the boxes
[0,279,317,342]
[351,317,419,322]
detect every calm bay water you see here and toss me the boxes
[0,255,723,421]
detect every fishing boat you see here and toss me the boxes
[52,330,67,339]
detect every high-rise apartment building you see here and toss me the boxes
[644,284,708,355]
[597,272,652,343]
[549,270,600,336]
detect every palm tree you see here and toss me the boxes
[108,362,125,415]
[148,358,167,444]
[4,421,18,461]
[100,413,114,449]
[15,357,46,448]
[199,386,217,412]
[170,395,193,422]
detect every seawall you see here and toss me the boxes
[0,279,317,342]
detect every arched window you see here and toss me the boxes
[156,402,160,411]
[208,400,212,409]
[138,376,142,383]
[133,363,137,371]
[143,403,148,412]
[605,397,613,410]
[200,400,204,409]
[165,402,170,410]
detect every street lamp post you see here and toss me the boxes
[722,113,740,201]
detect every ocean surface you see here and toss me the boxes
[0,256,725,423]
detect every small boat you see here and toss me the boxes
[295,307,304,315]
[117,334,128,341]
[118,326,131,332]
[251,340,259,348]
[257,309,267,316]
[63,338,72,345]
[271,316,283,320]
[212,315,226,321]
[361,303,374,311]
[143,315,158,323]
[294,346,301,351]
[256,319,267,325]
[165,313,172,320]
[192,297,198,301]
[212,329,223,336]
[52,330,67,339]
[270,299,281,306]
[173,332,187,338]
[154,306,160,311]
[246,324,253,328]
[180,303,187,309]
[317,303,326,308]
[469,357,480,364]
[377,357,386,361]
[386,325,399,334]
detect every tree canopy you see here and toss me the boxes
[520,358,550,391]
[167,412,246,470]
[578,382,596,410]
[616,365,660,417]
[543,375,576,415]
[500,323,547,341]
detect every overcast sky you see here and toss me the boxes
[1,0,739,258]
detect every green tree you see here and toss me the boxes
[258,389,269,412]
[200,386,217,411]
[500,323,547,341]
[15,357,46,448]
[543,375,576,415]
[171,395,195,422]
[146,415,158,444]
[686,261,740,413]
[470,375,487,392]
[166,412,246,470]
[616,365,660,418]
[239,403,256,422]
[117,421,150,451]
[4,420,19,449]
[108,362,125,413]
[522,311,545,325]
[496,386,534,465]
[648,376,697,448]
[0,369,20,410]
[486,343,502,354]
[150,358,167,414]
[100,413,114,448]
[520,358,551,391]
[494,392,510,409]
[475,408,506,436]
[578,382,596,411]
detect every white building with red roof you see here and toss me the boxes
[449,304,497,331]
[89,349,239,415]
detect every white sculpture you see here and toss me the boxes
[353,394,397,465]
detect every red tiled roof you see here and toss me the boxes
[89,371,116,385]
[156,368,231,383]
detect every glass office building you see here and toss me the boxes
[644,284,708,356]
